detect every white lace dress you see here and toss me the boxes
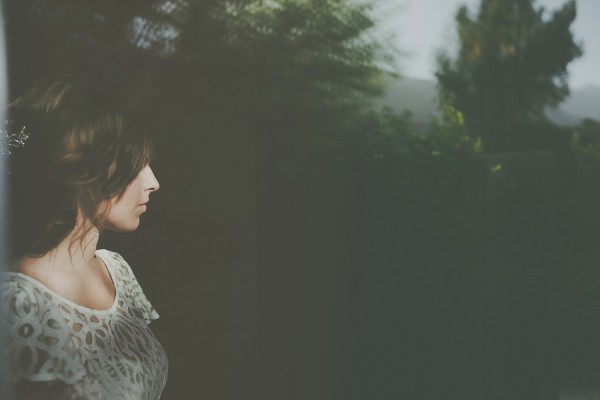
[0,249,169,399]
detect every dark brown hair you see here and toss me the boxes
[7,80,155,260]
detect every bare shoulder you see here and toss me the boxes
[13,255,115,310]
[16,257,80,297]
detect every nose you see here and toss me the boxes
[144,165,160,192]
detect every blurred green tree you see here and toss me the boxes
[157,0,391,140]
[436,0,582,152]
[5,0,391,143]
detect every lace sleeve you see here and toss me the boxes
[1,277,86,384]
[103,251,160,325]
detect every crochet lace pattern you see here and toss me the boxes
[1,250,168,400]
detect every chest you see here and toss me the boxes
[57,301,169,399]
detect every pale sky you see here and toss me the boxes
[373,0,600,90]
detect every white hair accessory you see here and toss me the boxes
[0,120,29,156]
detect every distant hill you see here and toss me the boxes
[559,85,600,122]
[381,77,439,123]
[381,77,600,129]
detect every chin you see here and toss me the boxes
[105,220,141,232]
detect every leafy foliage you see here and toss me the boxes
[570,119,600,182]
[156,0,389,133]
[436,0,582,152]
[334,103,486,255]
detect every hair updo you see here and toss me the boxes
[6,80,155,260]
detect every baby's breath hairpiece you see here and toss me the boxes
[0,120,29,156]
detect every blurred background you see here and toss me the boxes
[3,0,600,398]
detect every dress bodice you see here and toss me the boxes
[1,249,168,400]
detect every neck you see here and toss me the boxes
[16,217,101,274]
[53,223,101,268]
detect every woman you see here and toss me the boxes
[1,80,168,399]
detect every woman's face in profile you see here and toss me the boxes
[102,165,160,232]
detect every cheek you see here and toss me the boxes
[102,201,141,232]
[104,197,128,222]
[109,190,134,211]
